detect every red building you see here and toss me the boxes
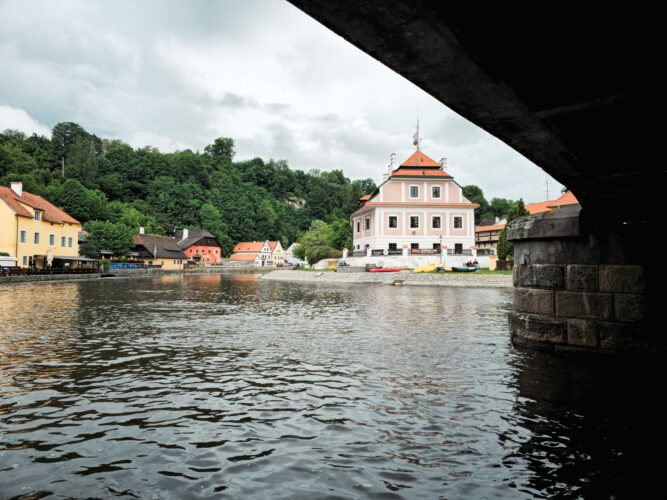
[175,229,223,265]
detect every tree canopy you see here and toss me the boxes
[0,124,376,258]
[496,200,530,260]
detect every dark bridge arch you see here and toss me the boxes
[289,1,663,354]
[288,1,660,224]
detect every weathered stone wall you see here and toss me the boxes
[508,205,661,354]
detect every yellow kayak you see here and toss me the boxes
[413,262,441,273]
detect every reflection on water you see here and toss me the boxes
[0,273,662,498]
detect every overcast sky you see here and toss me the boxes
[0,0,564,203]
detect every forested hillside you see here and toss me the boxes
[0,123,376,256]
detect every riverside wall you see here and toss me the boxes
[260,269,512,288]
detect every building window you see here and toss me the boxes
[68,237,72,248]
[433,243,441,251]
[410,185,419,198]
[454,216,463,229]
[61,236,66,246]
[388,216,397,228]
[356,221,360,233]
[34,232,40,244]
[455,243,463,254]
[389,243,397,250]
[432,216,441,229]
[23,256,28,266]
[20,230,26,243]
[432,186,441,198]
[34,211,41,221]
[49,234,55,246]
[411,243,419,249]
[410,216,419,228]
[365,217,370,230]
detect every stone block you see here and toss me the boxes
[567,319,598,347]
[514,287,554,315]
[566,265,598,291]
[555,291,613,320]
[517,264,565,289]
[598,321,656,353]
[599,265,645,293]
[615,293,647,322]
[509,312,566,344]
[513,265,519,287]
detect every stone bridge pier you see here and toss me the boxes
[289,2,663,354]
[508,206,661,354]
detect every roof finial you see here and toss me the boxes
[412,119,421,151]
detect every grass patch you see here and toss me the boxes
[299,268,336,272]
[475,268,513,275]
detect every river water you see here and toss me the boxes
[0,273,662,499]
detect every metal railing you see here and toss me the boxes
[411,248,440,255]
[1,267,99,277]
[109,262,147,269]
[447,249,473,256]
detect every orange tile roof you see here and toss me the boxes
[475,223,505,232]
[268,241,280,251]
[359,194,371,200]
[400,150,442,167]
[525,200,552,214]
[233,241,265,253]
[391,168,451,177]
[0,185,80,225]
[230,253,258,261]
[548,190,579,207]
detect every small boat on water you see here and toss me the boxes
[451,266,478,273]
[369,268,402,272]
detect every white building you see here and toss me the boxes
[350,150,478,258]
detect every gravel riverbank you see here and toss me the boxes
[260,269,513,288]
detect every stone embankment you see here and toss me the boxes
[260,270,512,288]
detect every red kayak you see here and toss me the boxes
[369,268,402,272]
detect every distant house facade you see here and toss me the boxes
[269,241,285,266]
[174,228,223,265]
[230,240,281,267]
[0,182,82,268]
[474,191,580,249]
[350,151,479,256]
[285,243,306,266]
[133,232,188,270]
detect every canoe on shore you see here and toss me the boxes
[369,268,402,273]
[451,266,478,273]
[413,263,441,273]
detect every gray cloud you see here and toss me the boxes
[0,0,564,203]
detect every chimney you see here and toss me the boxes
[383,153,397,181]
[440,158,448,170]
[139,226,145,234]
[10,182,22,197]
[182,228,189,240]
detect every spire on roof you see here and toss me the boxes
[412,119,421,151]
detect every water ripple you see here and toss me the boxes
[0,273,662,499]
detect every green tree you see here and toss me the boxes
[51,122,87,167]
[462,185,489,224]
[80,220,135,258]
[294,219,344,265]
[497,200,530,260]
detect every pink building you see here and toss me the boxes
[350,150,479,257]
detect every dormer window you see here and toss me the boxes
[34,211,42,221]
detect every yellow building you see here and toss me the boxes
[0,182,81,268]
[269,241,285,266]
